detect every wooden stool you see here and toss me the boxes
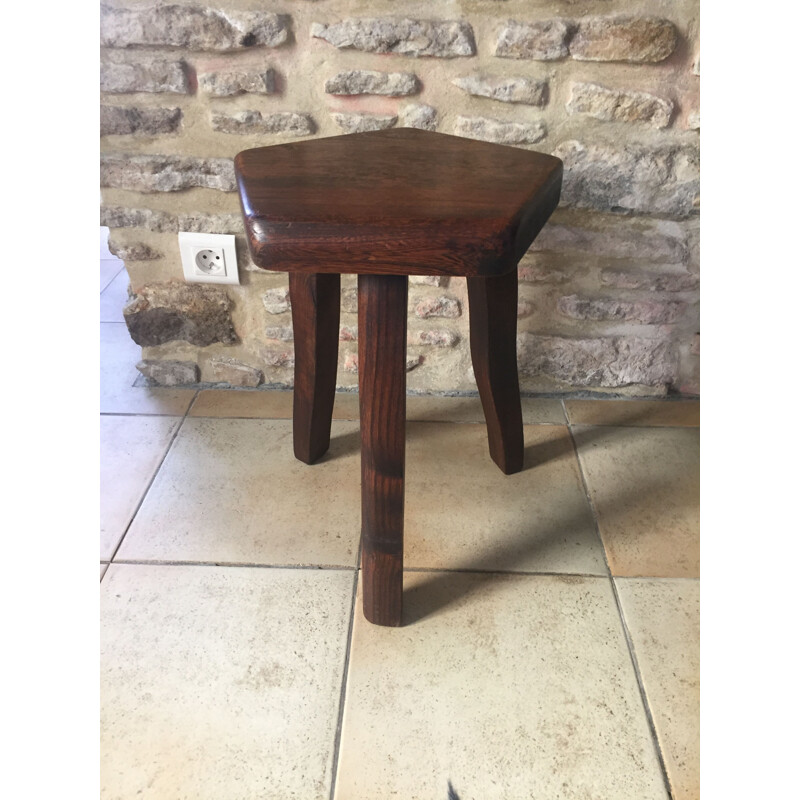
[235,128,562,626]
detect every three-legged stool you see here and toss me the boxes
[234,128,562,626]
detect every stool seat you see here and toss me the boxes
[234,128,562,627]
[234,128,562,277]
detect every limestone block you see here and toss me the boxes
[124,282,237,346]
[311,18,476,57]
[454,115,546,144]
[570,16,678,63]
[100,4,289,50]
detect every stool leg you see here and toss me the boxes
[289,273,340,465]
[467,268,524,475]
[358,274,407,626]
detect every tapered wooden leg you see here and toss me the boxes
[290,273,341,464]
[358,274,407,626]
[467,268,524,475]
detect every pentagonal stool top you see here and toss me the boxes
[234,128,562,277]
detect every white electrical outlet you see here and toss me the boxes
[179,231,239,285]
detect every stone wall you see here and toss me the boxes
[100,0,700,396]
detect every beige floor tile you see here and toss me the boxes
[405,423,606,574]
[189,389,361,419]
[101,564,354,800]
[336,572,668,800]
[407,394,566,424]
[189,390,565,424]
[100,323,196,415]
[189,388,294,418]
[565,399,700,427]
[100,259,122,292]
[616,578,699,800]
[100,268,129,322]
[118,418,361,566]
[573,426,699,577]
[100,415,180,560]
[100,563,108,580]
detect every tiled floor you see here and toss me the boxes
[100,249,699,800]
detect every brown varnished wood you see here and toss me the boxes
[235,128,562,277]
[289,273,340,464]
[358,274,407,626]
[235,129,563,627]
[467,269,524,474]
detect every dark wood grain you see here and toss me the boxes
[289,273,340,464]
[235,128,562,277]
[358,274,407,626]
[467,269,524,474]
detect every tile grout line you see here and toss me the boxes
[564,414,675,800]
[328,538,362,800]
[100,263,125,294]
[105,390,200,568]
[112,559,356,571]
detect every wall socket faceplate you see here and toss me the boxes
[179,231,239,285]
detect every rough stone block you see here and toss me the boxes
[100,59,189,94]
[454,115,546,144]
[554,141,699,217]
[409,275,447,287]
[100,105,182,136]
[100,4,289,51]
[208,357,263,387]
[687,111,700,130]
[557,294,684,324]
[311,18,476,57]
[517,299,535,318]
[177,213,245,234]
[325,70,419,96]
[198,68,277,96]
[567,82,673,128]
[332,112,397,133]
[600,270,699,292]
[101,155,236,192]
[124,282,237,346]
[108,240,162,261]
[341,288,358,313]
[136,359,199,386]
[414,296,461,319]
[410,329,460,347]
[211,111,315,136]
[263,288,291,314]
[100,206,177,233]
[452,75,548,106]
[261,347,294,369]
[495,20,571,60]
[531,221,688,263]
[264,326,293,341]
[400,104,437,131]
[517,333,677,387]
[343,352,359,373]
[518,262,569,284]
[342,353,423,373]
[570,16,678,63]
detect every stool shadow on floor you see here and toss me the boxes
[402,470,670,625]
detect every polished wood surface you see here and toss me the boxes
[234,129,563,626]
[289,273,340,464]
[358,275,407,626]
[235,128,562,277]
[467,270,524,474]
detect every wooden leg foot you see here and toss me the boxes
[290,273,341,464]
[358,274,407,626]
[467,269,524,475]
